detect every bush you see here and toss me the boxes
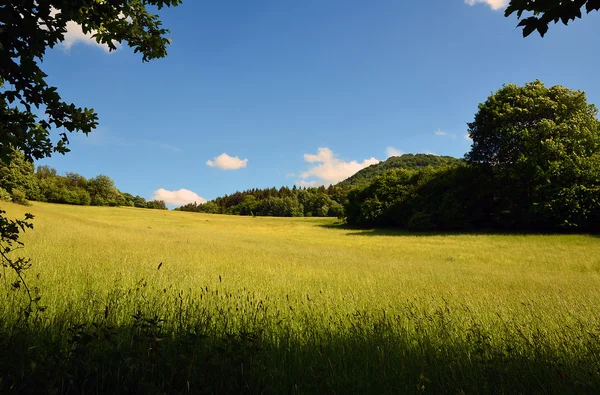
[11,188,29,206]
[0,187,11,202]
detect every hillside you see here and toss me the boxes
[337,153,463,188]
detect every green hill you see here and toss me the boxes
[337,153,463,187]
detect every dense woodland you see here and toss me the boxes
[177,185,347,217]
[176,154,458,217]
[337,154,462,188]
[0,150,167,210]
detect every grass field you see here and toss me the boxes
[1,201,600,393]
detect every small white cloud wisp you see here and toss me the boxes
[464,0,509,11]
[206,153,248,170]
[434,129,456,139]
[386,147,403,158]
[296,147,380,186]
[151,188,206,206]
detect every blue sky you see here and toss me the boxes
[37,0,600,206]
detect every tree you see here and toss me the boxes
[0,149,39,200]
[133,195,148,208]
[87,174,120,206]
[466,80,600,229]
[506,0,600,37]
[1,0,182,163]
[119,192,135,207]
[146,200,167,210]
[467,81,599,168]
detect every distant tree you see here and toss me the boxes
[87,175,121,206]
[506,0,600,37]
[35,166,58,180]
[119,192,135,207]
[0,187,11,202]
[337,154,462,188]
[146,200,167,210]
[466,80,600,229]
[65,173,88,190]
[11,188,29,206]
[133,195,147,208]
[0,149,39,200]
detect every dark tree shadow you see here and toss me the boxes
[317,222,600,238]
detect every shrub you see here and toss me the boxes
[0,187,11,202]
[11,188,29,206]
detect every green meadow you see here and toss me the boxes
[2,201,600,393]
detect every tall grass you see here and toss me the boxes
[1,201,599,393]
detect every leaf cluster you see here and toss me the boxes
[506,0,600,37]
[0,0,181,162]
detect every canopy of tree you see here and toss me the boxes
[0,0,181,163]
[337,154,462,188]
[347,81,600,232]
[506,0,600,37]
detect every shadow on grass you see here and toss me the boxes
[318,222,600,238]
[1,312,599,394]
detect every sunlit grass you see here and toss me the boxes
[1,201,600,393]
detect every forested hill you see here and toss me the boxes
[177,154,463,218]
[337,154,463,188]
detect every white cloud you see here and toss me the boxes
[434,129,456,139]
[46,8,119,52]
[296,147,380,186]
[206,153,248,170]
[61,21,111,51]
[464,0,509,11]
[152,188,206,206]
[386,147,403,158]
[464,133,473,141]
[304,148,335,163]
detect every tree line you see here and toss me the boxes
[177,154,461,218]
[177,185,348,217]
[0,150,167,210]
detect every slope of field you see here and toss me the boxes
[1,201,600,393]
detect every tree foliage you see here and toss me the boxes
[0,156,167,210]
[467,80,600,229]
[0,0,182,163]
[506,0,600,37]
[0,149,39,200]
[178,185,348,218]
[146,199,167,210]
[347,81,600,232]
[337,154,462,188]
